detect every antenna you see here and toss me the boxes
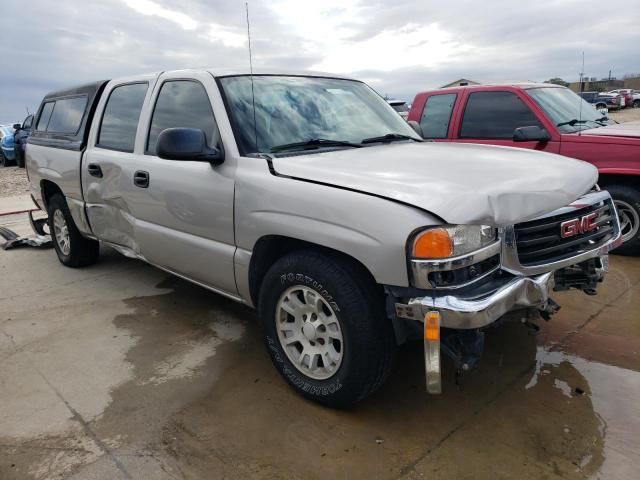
[245,2,258,152]
[26,106,31,115]
[578,51,584,137]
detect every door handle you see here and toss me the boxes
[87,163,103,178]
[133,170,150,188]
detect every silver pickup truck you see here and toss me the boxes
[26,69,622,407]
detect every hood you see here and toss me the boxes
[580,121,640,138]
[271,142,598,226]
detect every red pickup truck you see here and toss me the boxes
[408,84,640,254]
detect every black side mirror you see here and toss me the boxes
[156,128,224,164]
[12,123,21,130]
[407,120,424,138]
[513,126,551,143]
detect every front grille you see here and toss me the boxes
[514,201,615,266]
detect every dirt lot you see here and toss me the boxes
[1,212,639,480]
[608,106,640,123]
[0,166,29,198]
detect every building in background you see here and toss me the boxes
[440,78,480,88]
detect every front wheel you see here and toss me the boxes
[0,151,7,167]
[47,194,100,267]
[608,184,640,256]
[258,250,395,408]
[634,99,640,108]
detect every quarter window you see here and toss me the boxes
[36,102,55,131]
[419,94,456,139]
[46,96,88,134]
[98,83,148,152]
[147,80,219,155]
[460,91,542,139]
[23,115,34,129]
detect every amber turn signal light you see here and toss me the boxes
[424,311,440,341]
[413,228,453,259]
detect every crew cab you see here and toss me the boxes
[26,70,621,406]
[408,83,640,255]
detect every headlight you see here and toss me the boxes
[412,225,497,259]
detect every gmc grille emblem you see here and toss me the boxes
[560,213,598,238]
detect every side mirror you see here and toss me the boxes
[12,123,21,130]
[407,120,424,138]
[156,128,223,164]
[513,126,550,143]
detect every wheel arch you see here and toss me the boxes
[40,179,64,210]
[247,235,380,307]
[598,173,640,190]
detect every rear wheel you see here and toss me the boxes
[47,194,100,267]
[634,99,640,108]
[595,102,607,110]
[607,184,640,256]
[258,250,395,408]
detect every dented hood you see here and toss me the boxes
[271,142,598,226]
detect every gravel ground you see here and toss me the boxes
[0,166,29,198]
[608,107,640,123]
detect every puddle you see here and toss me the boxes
[527,346,640,479]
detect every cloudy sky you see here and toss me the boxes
[1,0,639,122]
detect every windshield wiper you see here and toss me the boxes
[361,133,422,144]
[270,138,363,153]
[556,119,589,127]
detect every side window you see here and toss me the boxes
[36,102,55,131]
[46,96,88,134]
[97,83,148,152]
[147,80,219,155]
[23,115,34,129]
[419,94,456,139]
[460,91,542,139]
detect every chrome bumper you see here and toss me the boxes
[404,271,556,329]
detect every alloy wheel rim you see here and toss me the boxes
[53,210,71,255]
[614,199,640,243]
[275,285,343,380]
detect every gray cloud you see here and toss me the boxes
[1,0,639,122]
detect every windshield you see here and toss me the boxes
[527,87,606,133]
[219,75,420,155]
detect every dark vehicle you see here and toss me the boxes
[578,91,621,110]
[13,114,34,168]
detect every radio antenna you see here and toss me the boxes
[578,51,584,137]
[245,2,258,152]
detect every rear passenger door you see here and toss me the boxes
[452,90,560,153]
[83,76,154,249]
[130,71,238,296]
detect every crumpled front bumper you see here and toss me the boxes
[406,271,556,330]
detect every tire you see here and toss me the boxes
[595,103,607,110]
[0,150,6,167]
[634,100,640,108]
[47,194,100,267]
[607,184,640,256]
[258,250,395,408]
[15,146,25,168]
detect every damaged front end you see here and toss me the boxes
[388,190,622,394]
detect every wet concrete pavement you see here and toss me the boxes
[1,213,639,479]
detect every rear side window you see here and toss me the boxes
[46,96,88,134]
[36,102,55,131]
[419,94,456,139]
[460,91,542,139]
[147,80,219,155]
[97,83,148,152]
